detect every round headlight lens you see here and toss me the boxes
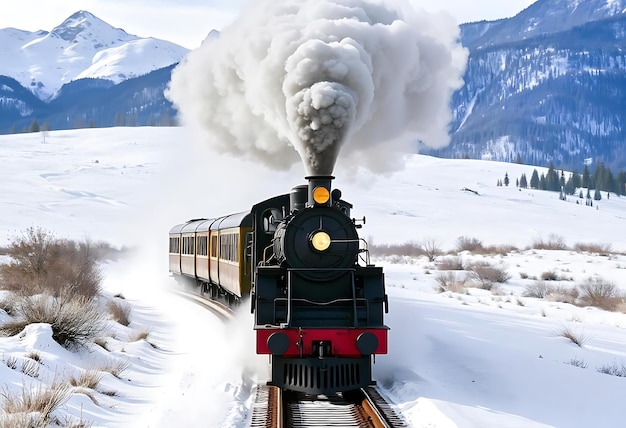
[311,231,331,252]
[313,186,330,204]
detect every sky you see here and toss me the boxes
[0,0,540,49]
[1,127,625,427]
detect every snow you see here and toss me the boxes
[1,126,625,427]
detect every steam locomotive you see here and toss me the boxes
[168,176,388,394]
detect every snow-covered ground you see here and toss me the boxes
[0,127,625,427]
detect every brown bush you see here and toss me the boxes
[531,234,568,250]
[466,261,511,290]
[369,242,425,258]
[577,277,623,311]
[436,256,464,270]
[0,295,105,349]
[573,242,613,255]
[455,236,484,252]
[0,227,102,300]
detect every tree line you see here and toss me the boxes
[512,161,626,200]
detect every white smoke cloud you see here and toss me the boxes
[166,0,468,176]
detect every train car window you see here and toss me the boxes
[262,208,282,234]
[211,235,218,257]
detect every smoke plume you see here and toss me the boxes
[166,0,467,176]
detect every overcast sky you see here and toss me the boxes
[0,0,539,49]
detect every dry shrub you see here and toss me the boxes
[545,285,579,304]
[541,270,559,281]
[434,272,467,293]
[0,227,103,300]
[455,236,484,252]
[573,242,612,255]
[0,382,71,425]
[107,300,131,326]
[523,281,552,298]
[420,239,442,262]
[577,277,623,311]
[532,234,568,250]
[0,295,105,349]
[369,242,426,258]
[466,261,511,290]
[436,256,464,270]
[455,236,517,255]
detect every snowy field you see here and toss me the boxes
[0,127,625,427]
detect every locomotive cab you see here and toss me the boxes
[253,176,389,394]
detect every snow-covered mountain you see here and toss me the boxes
[0,10,189,100]
[432,0,626,172]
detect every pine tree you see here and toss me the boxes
[520,174,528,188]
[530,169,540,189]
[594,188,602,201]
[504,172,509,187]
[29,119,40,133]
[582,164,590,189]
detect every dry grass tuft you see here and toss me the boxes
[434,272,467,293]
[25,351,41,363]
[107,300,131,326]
[557,326,589,347]
[597,361,626,377]
[4,355,18,370]
[70,369,104,390]
[101,360,130,379]
[20,359,40,378]
[129,329,150,342]
[0,382,71,425]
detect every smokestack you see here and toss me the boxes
[306,175,334,208]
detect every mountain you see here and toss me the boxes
[0,10,188,101]
[428,0,626,172]
[0,11,189,132]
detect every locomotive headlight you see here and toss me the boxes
[311,231,331,252]
[312,186,330,204]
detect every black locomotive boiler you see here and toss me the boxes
[168,176,388,394]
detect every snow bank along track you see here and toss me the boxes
[171,289,234,322]
[250,385,408,427]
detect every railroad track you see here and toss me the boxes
[170,287,234,322]
[250,385,408,428]
[170,283,406,427]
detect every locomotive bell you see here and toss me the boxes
[306,176,334,207]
